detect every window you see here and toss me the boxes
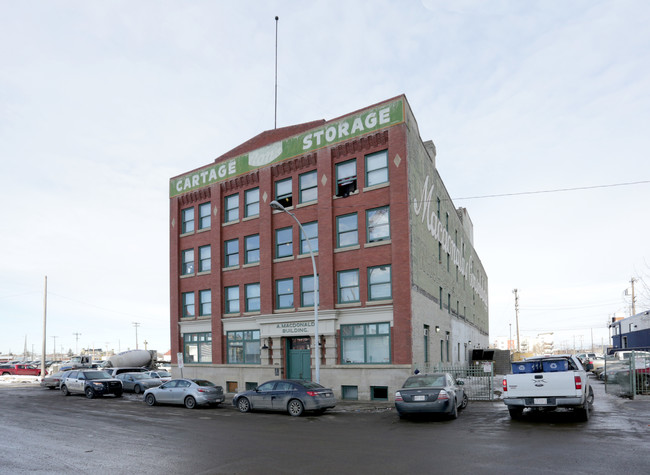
[341,323,391,364]
[199,289,211,316]
[341,385,358,400]
[300,275,317,307]
[225,286,239,314]
[198,245,211,273]
[181,207,194,234]
[336,213,358,248]
[424,325,430,363]
[224,194,239,223]
[371,386,388,400]
[227,330,261,364]
[198,202,211,230]
[439,287,443,310]
[183,332,211,363]
[182,292,195,318]
[366,206,390,242]
[300,221,318,254]
[335,159,357,197]
[447,293,451,314]
[224,239,239,268]
[276,278,293,309]
[245,283,260,312]
[368,265,391,301]
[181,249,194,275]
[365,150,388,187]
[299,170,318,203]
[337,269,360,303]
[275,178,292,208]
[244,188,259,218]
[244,234,260,264]
[275,227,292,258]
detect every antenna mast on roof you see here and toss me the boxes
[274,15,279,129]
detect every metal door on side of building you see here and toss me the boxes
[287,337,312,381]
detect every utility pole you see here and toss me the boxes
[132,322,140,350]
[274,15,279,129]
[41,276,47,377]
[513,289,521,352]
[630,277,637,316]
[73,332,81,354]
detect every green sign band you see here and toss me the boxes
[169,97,405,197]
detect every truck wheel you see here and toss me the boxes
[2,372,10,376]
[114,390,123,398]
[586,386,594,407]
[508,407,523,419]
[85,387,95,399]
[61,385,70,396]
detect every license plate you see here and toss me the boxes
[414,395,426,401]
[534,398,547,405]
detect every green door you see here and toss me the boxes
[287,337,312,380]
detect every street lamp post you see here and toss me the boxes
[270,200,320,383]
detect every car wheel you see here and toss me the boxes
[508,407,523,419]
[237,397,251,413]
[85,387,95,399]
[145,394,156,406]
[134,385,142,394]
[114,390,123,398]
[449,399,458,419]
[184,396,197,409]
[459,393,469,410]
[288,399,304,417]
[61,385,70,396]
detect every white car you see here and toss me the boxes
[143,370,172,383]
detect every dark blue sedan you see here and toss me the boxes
[395,372,468,419]
[233,379,336,416]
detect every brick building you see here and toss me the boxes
[169,95,488,400]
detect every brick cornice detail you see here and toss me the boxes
[178,187,211,206]
[221,170,260,193]
[330,131,389,160]
[270,153,317,178]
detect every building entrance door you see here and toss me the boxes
[287,337,312,381]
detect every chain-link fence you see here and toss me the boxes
[602,351,650,399]
[412,362,495,400]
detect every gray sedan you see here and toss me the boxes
[143,379,225,409]
[394,372,468,419]
[233,379,336,416]
[115,372,164,394]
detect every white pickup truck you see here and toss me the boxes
[502,354,594,421]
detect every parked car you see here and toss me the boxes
[40,371,69,390]
[233,379,336,417]
[143,370,172,383]
[143,379,225,409]
[394,372,468,419]
[60,370,123,398]
[101,367,149,378]
[115,372,164,394]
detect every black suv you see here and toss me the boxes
[60,370,123,398]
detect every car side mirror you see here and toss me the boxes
[456,380,464,385]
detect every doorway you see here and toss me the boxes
[287,337,312,381]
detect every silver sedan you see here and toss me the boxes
[394,372,468,419]
[143,379,225,409]
[115,372,164,394]
[233,379,336,416]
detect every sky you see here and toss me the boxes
[1,0,649,358]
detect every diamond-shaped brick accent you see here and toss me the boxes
[263,191,268,202]
[321,174,327,186]
[213,205,218,215]
[171,218,175,228]
[393,154,402,167]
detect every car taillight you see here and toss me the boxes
[437,390,449,400]
[502,378,507,392]
[306,391,318,397]
[395,391,403,402]
[198,388,207,393]
[575,376,582,390]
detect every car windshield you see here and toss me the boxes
[156,371,171,377]
[193,380,215,387]
[403,375,446,388]
[84,371,111,380]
